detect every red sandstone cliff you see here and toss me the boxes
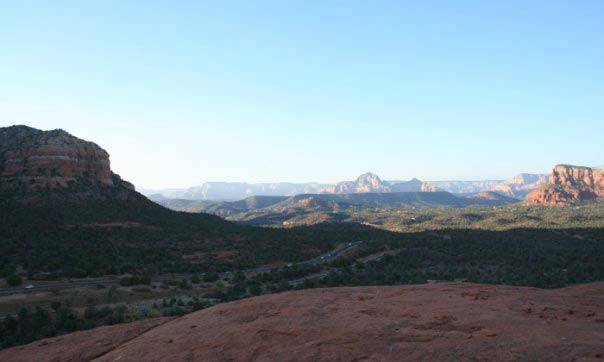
[0,125,125,192]
[526,165,604,205]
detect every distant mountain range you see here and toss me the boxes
[155,191,520,226]
[2,124,603,277]
[141,171,548,201]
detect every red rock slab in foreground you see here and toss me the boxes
[0,317,172,362]
[2,283,604,361]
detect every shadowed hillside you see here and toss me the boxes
[0,126,400,277]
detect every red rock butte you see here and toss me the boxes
[2,282,603,361]
[526,164,604,205]
[0,125,114,192]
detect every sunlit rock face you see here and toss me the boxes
[525,165,604,205]
[0,125,114,192]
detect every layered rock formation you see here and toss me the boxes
[144,173,442,201]
[0,125,120,192]
[492,173,548,198]
[146,173,547,202]
[549,164,604,188]
[332,172,390,193]
[420,182,440,192]
[526,165,604,205]
[3,282,603,361]
[331,174,441,194]
[427,179,504,194]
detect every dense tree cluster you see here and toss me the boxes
[314,228,604,289]
[0,192,398,278]
[208,228,604,301]
[0,304,128,349]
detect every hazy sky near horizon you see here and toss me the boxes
[1,1,603,188]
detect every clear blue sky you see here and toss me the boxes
[1,1,603,188]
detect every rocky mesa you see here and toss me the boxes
[526,165,604,205]
[2,282,603,361]
[0,125,122,192]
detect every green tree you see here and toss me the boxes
[190,274,201,284]
[233,270,246,282]
[249,283,262,296]
[16,307,32,344]
[31,307,50,339]
[203,272,219,283]
[6,274,22,287]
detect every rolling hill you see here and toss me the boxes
[0,126,398,277]
[156,190,520,226]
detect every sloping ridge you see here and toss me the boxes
[160,191,518,215]
[0,125,231,226]
[211,195,289,214]
[156,196,289,214]
[0,125,243,277]
[273,191,516,210]
[465,191,519,204]
[3,282,603,361]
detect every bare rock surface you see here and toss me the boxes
[3,283,604,361]
[333,172,390,193]
[0,318,171,362]
[526,165,604,205]
[0,125,116,192]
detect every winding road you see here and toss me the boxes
[0,241,364,295]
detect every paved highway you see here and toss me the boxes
[288,247,388,286]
